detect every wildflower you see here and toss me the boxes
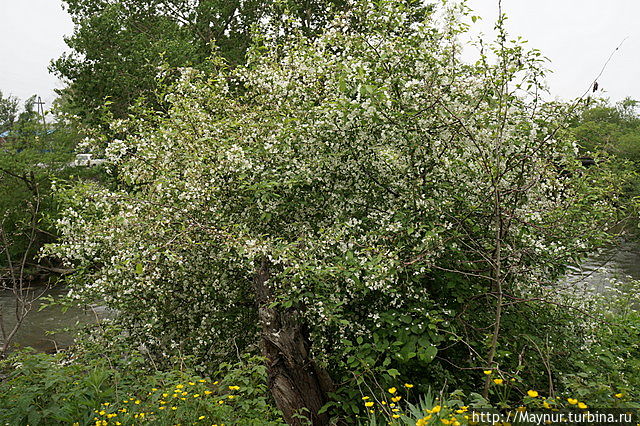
[392,396,402,402]
[99,411,106,416]
[194,394,201,398]
[162,393,168,397]
[159,407,166,410]
[615,393,624,398]
[362,396,370,400]
[151,388,157,391]
[119,409,127,413]
[427,405,442,414]
[228,395,236,399]
[516,406,526,412]
[171,407,177,410]
[189,382,196,386]
[134,400,141,405]
[483,370,492,375]
[369,410,375,414]
[578,402,588,409]
[543,401,551,409]
[176,384,184,389]
[404,383,414,388]
[107,414,117,418]
[388,387,397,394]
[365,402,374,407]
[493,379,504,385]
[228,386,240,391]
[102,403,110,407]
[218,400,224,404]
[381,401,387,405]
[95,421,107,426]
[199,416,205,420]
[213,381,219,385]
[527,390,539,398]
[198,379,206,383]
[567,398,578,405]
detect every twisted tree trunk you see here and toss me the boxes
[253,259,334,425]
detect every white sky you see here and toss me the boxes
[0,0,638,110]
[465,0,639,103]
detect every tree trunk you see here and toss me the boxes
[253,259,334,425]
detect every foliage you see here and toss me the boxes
[0,334,283,425]
[0,91,19,133]
[571,97,640,162]
[52,0,351,125]
[44,0,636,421]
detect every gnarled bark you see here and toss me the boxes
[253,259,334,425]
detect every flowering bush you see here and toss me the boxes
[44,0,634,421]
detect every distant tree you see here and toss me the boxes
[572,97,640,162]
[0,92,19,133]
[51,0,350,125]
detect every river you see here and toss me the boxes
[0,286,109,353]
[1,239,639,353]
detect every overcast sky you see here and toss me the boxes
[0,0,638,110]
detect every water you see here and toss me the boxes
[562,239,640,292]
[2,240,639,353]
[0,286,109,353]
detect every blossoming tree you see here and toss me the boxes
[49,0,628,423]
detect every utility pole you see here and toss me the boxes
[35,96,47,130]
